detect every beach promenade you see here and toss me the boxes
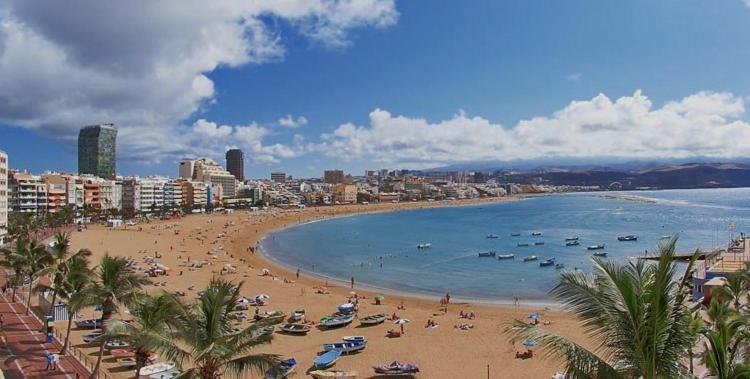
[0,271,90,379]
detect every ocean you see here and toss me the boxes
[260,188,750,302]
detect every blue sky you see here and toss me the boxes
[2,0,750,178]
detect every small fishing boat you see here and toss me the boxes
[566,241,580,246]
[478,251,496,257]
[320,314,355,328]
[486,234,499,239]
[290,308,305,321]
[140,363,176,376]
[342,336,365,343]
[531,232,542,236]
[592,252,608,257]
[323,340,367,354]
[555,263,565,270]
[359,314,387,325]
[265,358,297,379]
[510,233,521,237]
[279,323,311,334]
[149,369,181,379]
[314,350,342,369]
[618,235,638,241]
[540,258,556,267]
[565,236,579,241]
[255,310,283,321]
[587,244,605,250]
[75,318,102,329]
[310,370,358,379]
[517,243,529,247]
[416,243,431,249]
[373,362,420,375]
[523,256,538,262]
[534,241,545,246]
[497,254,515,260]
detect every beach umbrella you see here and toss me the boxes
[522,339,538,347]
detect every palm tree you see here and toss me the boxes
[4,238,54,314]
[713,274,749,310]
[104,293,182,378]
[508,237,699,378]
[1,239,27,301]
[58,254,93,354]
[42,232,91,318]
[702,299,750,378]
[84,255,149,379]
[159,278,284,379]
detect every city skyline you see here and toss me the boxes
[2,1,750,178]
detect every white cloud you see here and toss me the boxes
[743,0,750,7]
[319,90,750,166]
[278,115,309,128]
[565,72,582,82]
[0,0,398,162]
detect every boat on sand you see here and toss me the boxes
[279,323,311,334]
[314,350,342,369]
[359,314,387,325]
[373,361,420,375]
[310,370,358,379]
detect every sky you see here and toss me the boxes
[1,0,750,179]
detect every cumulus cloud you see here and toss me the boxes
[0,0,398,163]
[278,115,309,128]
[319,90,750,166]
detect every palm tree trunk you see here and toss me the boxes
[25,275,33,315]
[61,311,74,354]
[48,289,58,318]
[90,340,106,379]
[90,307,112,379]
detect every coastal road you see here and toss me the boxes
[0,273,90,379]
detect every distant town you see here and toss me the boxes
[2,123,750,246]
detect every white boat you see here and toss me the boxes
[416,243,431,249]
[587,244,605,250]
[564,236,579,241]
[497,254,515,260]
[149,369,181,379]
[279,323,311,334]
[290,308,305,321]
[359,314,387,325]
[321,314,355,328]
[342,336,365,343]
[310,370,358,379]
[140,363,176,376]
[323,340,367,353]
[592,251,608,257]
[523,256,538,262]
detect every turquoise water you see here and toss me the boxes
[261,188,750,301]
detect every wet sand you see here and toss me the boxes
[67,198,586,378]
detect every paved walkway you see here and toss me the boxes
[0,273,90,378]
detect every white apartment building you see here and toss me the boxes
[0,150,8,244]
[10,172,47,213]
[180,158,237,199]
[139,177,169,212]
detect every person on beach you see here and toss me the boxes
[296,268,300,279]
[351,276,355,288]
[0,314,4,330]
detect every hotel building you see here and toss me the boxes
[78,124,118,179]
[0,150,7,244]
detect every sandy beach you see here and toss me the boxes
[66,197,587,378]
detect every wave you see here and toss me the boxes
[603,193,750,212]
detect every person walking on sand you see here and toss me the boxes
[351,276,355,289]
[296,268,300,280]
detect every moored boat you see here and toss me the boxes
[323,340,367,353]
[566,241,580,246]
[373,362,420,375]
[531,232,542,236]
[555,263,565,270]
[416,243,431,249]
[478,251,496,257]
[540,258,556,267]
[342,336,365,343]
[510,233,521,237]
[314,350,342,369]
[148,369,180,379]
[75,318,102,329]
[565,236,579,241]
[517,243,529,247]
[310,370,358,379]
[592,251,608,257]
[534,241,545,246]
[359,314,387,325]
[486,234,499,239]
[497,254,515,260]
[321,314,355,328]
[523,255,538,262]
[617,235,638,241]
[279,323,311,334]
[587,244,605,250]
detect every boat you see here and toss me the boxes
[279,323,311,334]
[534,242,545,246]
[486,234,499,239]
[564,236,579,241]
[587,244,605,250]
[531,232,542,236]
[523,256,538,262]
[592,252,608,257]
[342,336,366,343]
[497,254,515,260]
[75,318,102,329]
[416,243,431,249]
[255,310,283,320]
[140,363,176,376]
[82,331,102,343]
[314,350,342,369]
[510,233,521,237]
[105,340,130,350]
[555,263,565,270]
[373,362,420,375]
[320,314,355,328]
[290,309,305,321]
[517,243,529,247]
[149,369,181,379]
[618,235,638,241]
[323,340,367,354]
[660,235,671,240]
[265,358,297,379]
[359,314,387,325]
[310,370,358,379]
[540,258,556,267]
[478,251,496,257]
[566,241,580,246]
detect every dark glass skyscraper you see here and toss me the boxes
[226,149,244,181]
[78,124,117,179]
